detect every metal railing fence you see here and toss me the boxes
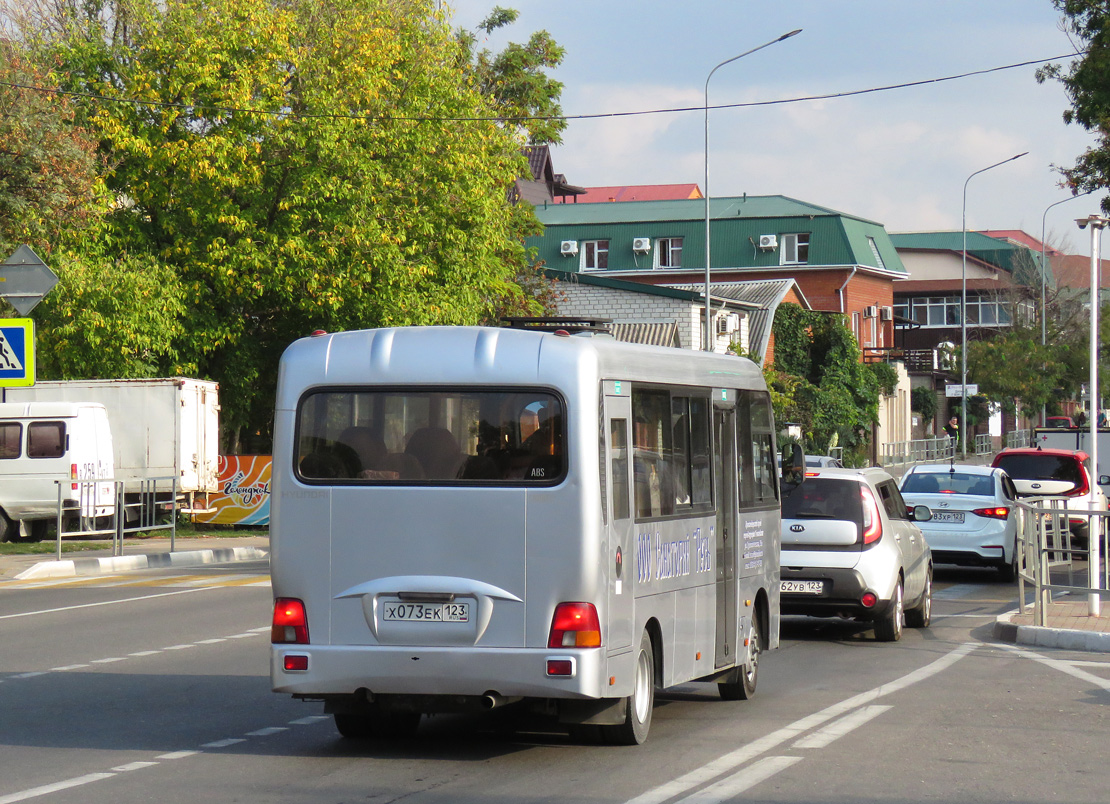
[1016,497,1110,626]
[51,476,178,560]
[879,436,956,467]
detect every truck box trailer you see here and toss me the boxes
[3,378,219,498]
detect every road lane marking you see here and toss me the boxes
[1,630,265,684]
[0,772,115,804]
[0,586,218,619]
[792,705,892,749]
[624,642,978,804]
[0,714,329,803]
[674,757,803,804]
[200,738,247,749]
[111,762,158,772]
[999,644,1110,692]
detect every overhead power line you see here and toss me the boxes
[0,52,1084,125]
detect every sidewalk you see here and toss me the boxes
[993,598,1110,653]
[0,535,269,582]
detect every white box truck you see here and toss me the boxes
[2,378,220,517]
[1033,426,1110,496]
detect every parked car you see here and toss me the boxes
[899,464,1020,582]
[1045,416,1075,429]
[805,454,844,468]
[991,447,1108,543]
[780,467,933,641]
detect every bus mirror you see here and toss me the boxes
[781,443,805,486]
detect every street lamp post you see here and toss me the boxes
[960,152,1027,456]
[1076,213,1106,617]
[703,29,801,352]
[1040,192,1091,426]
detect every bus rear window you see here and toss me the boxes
[295,389,565,484]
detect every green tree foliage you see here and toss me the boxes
[0,39,184,375]
[456,6,567,146]
[14,0,551,447]
[0,41,103,256]
[966,330,1062,415]
[1037,1,1110,201]
[769,304,886,461]
[911,385,937,427]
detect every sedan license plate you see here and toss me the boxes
[780,580,824,595]
[382,601,470,623]
[930,511,965,524]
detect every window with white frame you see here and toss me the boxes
[901,295,1020,328]
[780,233,810,265]
[582,240,609,271]
[852,311,861,345]
[655,237,683,269]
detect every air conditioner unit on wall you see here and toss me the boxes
[880,306,893,321]
[716,313,740,335]
[758,234,778,251]
[560,240,578,256]
[632,237,651,254]
[864,305,879,318]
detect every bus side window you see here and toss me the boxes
[610,419,630,521]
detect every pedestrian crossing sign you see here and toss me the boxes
[0,318,35,387]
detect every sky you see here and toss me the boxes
[448,0,1102,255]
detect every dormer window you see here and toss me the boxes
[655,237,683,269]
[582,240,609,271]
[780,233,810,265]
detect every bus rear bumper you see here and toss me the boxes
[271,644,615,700]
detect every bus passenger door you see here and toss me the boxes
[714,405,738,668]
[604,388,635,652]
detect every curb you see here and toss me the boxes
[13,547,269,581]
[993,609,1110,653]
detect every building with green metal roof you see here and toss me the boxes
[531,195,906,278]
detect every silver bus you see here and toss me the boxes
[270,324,787,744]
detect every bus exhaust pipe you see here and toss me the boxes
[482,693,521,710]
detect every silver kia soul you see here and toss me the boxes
[779,467,933,641]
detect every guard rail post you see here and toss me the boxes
[55,482,64,561]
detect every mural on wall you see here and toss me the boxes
[193,455,271,526]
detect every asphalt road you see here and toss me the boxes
[2,561,1108,804]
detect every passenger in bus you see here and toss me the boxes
[404,426,466,479]
[338,426,387,474]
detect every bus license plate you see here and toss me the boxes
[383,602,470,623]
[780,580,824,594]
[930,511,965,523]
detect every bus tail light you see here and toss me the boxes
[548,602,601,648]
[860,485,883,544]
[71,463,78,491]
[272,598,309,644]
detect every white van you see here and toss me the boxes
[0,402,115,542]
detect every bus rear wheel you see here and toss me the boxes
[718,617,761,701]
[602,630,655,745]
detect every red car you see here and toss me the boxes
[991,447,1107,542]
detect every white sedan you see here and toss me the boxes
[898,464,1020,582]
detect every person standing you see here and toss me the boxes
[944,416,960,443]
